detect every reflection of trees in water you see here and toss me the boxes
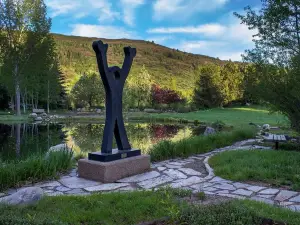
[66,124,104,153]
[125,123,152,153]
[0,123,63,161]
[150,124,181,143]
[67,123,152,153]
[61,123,192,156]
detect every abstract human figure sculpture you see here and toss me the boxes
[89,40,140,162]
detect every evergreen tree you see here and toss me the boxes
[193,64,223,108]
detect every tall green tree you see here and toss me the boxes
[0,0,51,115]
[70,73,105,108]
[220,62,244,105]
[193,64,223,108]
[236,0,300,132]
[124,65,152,109]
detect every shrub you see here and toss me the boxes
[152,84,184,105]
[211,120,226,131]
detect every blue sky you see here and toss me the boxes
[46,0,261,61]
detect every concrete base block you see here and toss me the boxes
[78,155,151,183]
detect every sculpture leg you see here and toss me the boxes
[101,93,115,154]
[114,116,131,150]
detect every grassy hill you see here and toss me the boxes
[53,34,225,98]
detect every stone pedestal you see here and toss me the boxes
[78,155,151,183]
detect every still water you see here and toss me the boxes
[0,122,197,162]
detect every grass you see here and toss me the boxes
[1,189,300,225]
[209,150,300,191]
[0,113,29,122]
[180,199,300,225]
[1,106,287,128]
[0,190,176,225]
[149,128,256,161]
[0,150,73,191]
[140,106,287,127]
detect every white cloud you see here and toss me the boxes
[177,40,245,61]
[218,52,244,61]
[147,20,256,45]
[148,24,226,36]
[70,24,138,39]
[120,0,145,26]
[146,36,174,44]
[153,0,229,21]
[45,0,119,22]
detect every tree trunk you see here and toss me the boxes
[10,96,15,111]
[22,93,26,114]
[47,80,50,114]
[14,64,21,116]
[16,123,21,158]
[35,93,39,109]
[15,81,21,116]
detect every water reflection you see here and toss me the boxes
[0,123,64,161]
[0,122,194,161]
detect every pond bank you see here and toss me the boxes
[2,139,300,213]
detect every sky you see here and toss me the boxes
[46,0,261,61]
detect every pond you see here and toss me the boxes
[0,122,200,162]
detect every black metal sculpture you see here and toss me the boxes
[88,40,141,162]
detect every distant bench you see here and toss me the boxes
[263,134,287,150]
[32,109,45,114]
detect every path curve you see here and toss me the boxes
[1,139,300,212]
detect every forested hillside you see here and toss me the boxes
[54,34,224,97]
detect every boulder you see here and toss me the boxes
[204,127,216,136]
[262,124,270,131]
[0,187,44,205]
[49,143,70,152]
[41,112,48,117]
[28,113,38,118]
[96,109,101,113]
[34,117,43,121]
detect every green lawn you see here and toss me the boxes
[0,191,176,225]
[181,199,300,225]
[0,106,288,128]
[0,113,29,122]
[139,106,287,127]
[1,190,300,225]
[209,150,300,190]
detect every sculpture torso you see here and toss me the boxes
[92,40,136,154]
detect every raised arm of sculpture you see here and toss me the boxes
[92,40,113,86]
[121,47,136,78]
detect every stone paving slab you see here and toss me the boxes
[138,175,173,189]
[118,171,160,183]
[85,183,130,192]
[178,168,202,176]
[2,139,300,213]
[163,169,187,179]
[59,177,101,189]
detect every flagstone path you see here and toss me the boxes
[2,139,300,212]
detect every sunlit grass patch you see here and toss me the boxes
[149,128,256,161]
[209,150,300,190]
